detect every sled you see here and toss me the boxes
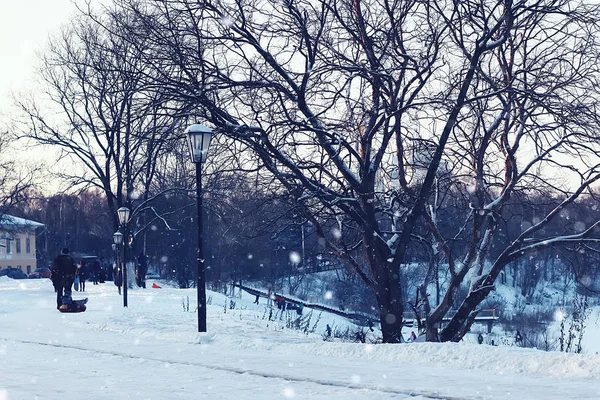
[59,304,87,313]
[152,283,161,288]
[58,298,88,313]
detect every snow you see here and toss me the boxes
[1,277,600,399]
[0,214,44,228]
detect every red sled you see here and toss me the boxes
[152,283,161,288]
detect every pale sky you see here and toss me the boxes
[0,0,79,116]
[0,1,82,193]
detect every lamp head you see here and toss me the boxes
[113,231,123,245]
[186,124,213,164]
[117,207,130,225]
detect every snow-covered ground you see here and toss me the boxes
[1,276,599,399]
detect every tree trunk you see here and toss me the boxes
[439,276,494,342]
[374,258,404,343]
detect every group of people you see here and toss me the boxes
[51,248,150,307]
[73,258,104,292]
[112,252,149,294]
[274,295,304,315]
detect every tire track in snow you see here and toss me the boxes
[1,338,479,400]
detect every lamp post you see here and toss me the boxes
[117,207,131,307]
[186,123,213,332]
[113,232,123,294]
[111,243,117,281]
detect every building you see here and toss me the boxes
[0,215,44,274]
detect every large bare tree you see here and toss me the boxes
[60,0,600,343]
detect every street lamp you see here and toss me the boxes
[111,243,117,282]
[113,232,123,295]
[117,207,131,307]
[186,123,213,332]
[113,231,123,245]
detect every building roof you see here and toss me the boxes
[0,215,44,228]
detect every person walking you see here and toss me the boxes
[73,267,80,292]
[408,331,417,342]
[113,262,122,295]
[92,259,100,285]
[77,260,87,292]
[136,253,149,288]
[51,248,77,310]
[477,333,484,345]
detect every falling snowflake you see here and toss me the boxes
[160,255,169,263]
[574,221,586,232]
[332,228,342,239]
[324,291,333,300]
[282,387,295,398]
[221,15,235,27]
[289,251,301,264]
[385,313,396,324]
[351,374,361,384]
[248,253,253,260]
[581,275,592,286]
[554,309,565,321]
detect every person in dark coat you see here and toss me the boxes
[325,324,332,337]
[515,330,523,343]
[51,248,77,310]
[136,253,148,288]
[77,260,87,292]
[113,263,123,295]
[91,259,101,285]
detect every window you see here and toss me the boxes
[26,265,31,274]
[16,238,21,254]
[26,238,31,253]
[5,239,11,254]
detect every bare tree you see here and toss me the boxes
[16,6,185,236]
[422,0,600,342]
[67,0,600,343]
